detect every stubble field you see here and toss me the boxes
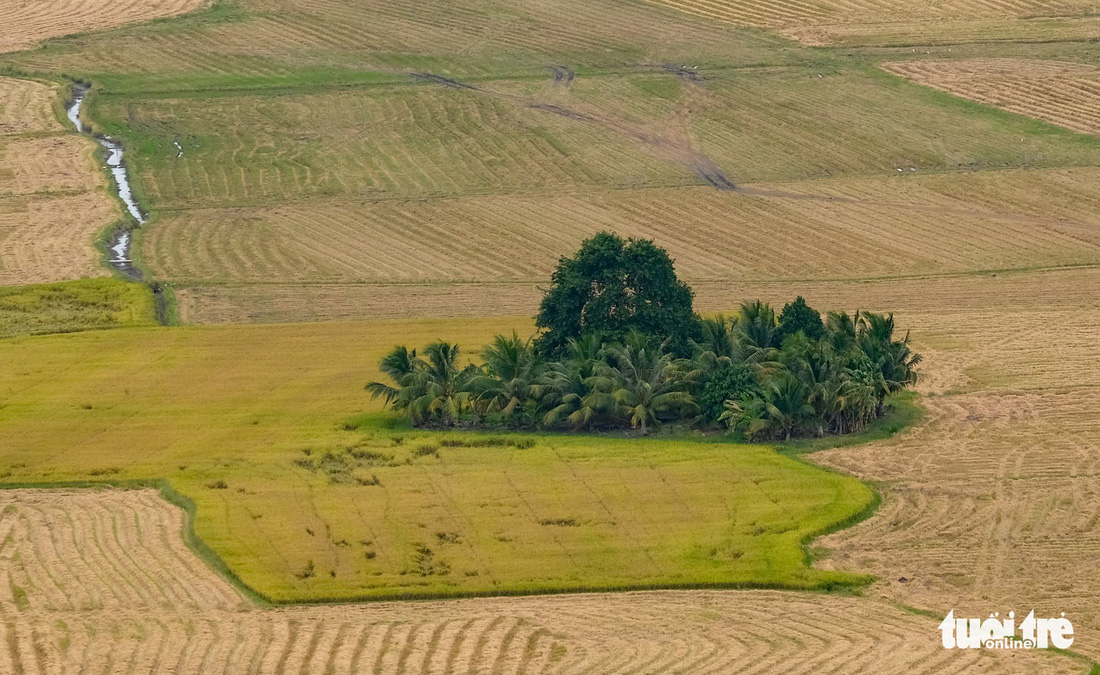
[884,59,1100,137]
[0,0,209,55]
[0,77,118,285]
[2,489,1080,674]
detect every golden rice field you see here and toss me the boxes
[0,0,209,55]
[0,313,880,602]
[0,489,1080,673]
[0,77,117,285]
[884,59,1100,137]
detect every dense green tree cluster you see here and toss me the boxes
[534,232,699,358]
[367,301,920,440]
[367,233,919,439]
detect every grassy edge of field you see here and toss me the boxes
[0,394,920,606]
[864,61,1100,148]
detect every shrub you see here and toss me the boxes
[698,362,761,423]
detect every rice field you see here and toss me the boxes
[0,0,209,55]
[884,59,1100,137]
[642,0,1100,46]
[0,77,119,285]
[5,0,1100,667]
[151,166,1100,323]
[0,315,878,602]
[143,169,1100,284]
[90,65,1098,214]
[0,278,155,338]
[3,0,793,83]
[0,489,1079,673]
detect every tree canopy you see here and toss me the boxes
[369,301,920,439]
[777,295,825,342]
[534,232,700,358]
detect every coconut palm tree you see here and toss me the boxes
[366,341,478,426]
[858,312,921,412]
[593,333,696,434]
[749,370,814,441]
[365,345,419,407]
[735,300,780,366]
[542,333,605,430]
[692,314,737,368]
[476,332,546,425]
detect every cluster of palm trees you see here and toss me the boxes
[366,300,920,440]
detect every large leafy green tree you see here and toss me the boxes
[776,296,824,342]
[534,232,700,358]
[697,362,760,423]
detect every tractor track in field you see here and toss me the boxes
[411,70,740,192]
[549,65,576,87]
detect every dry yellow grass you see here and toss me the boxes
[0,0,209,54]
[800,282,1100,660]
[884,59,1100,137]
[0,78,63,134]
[159,166,1100,323]
[146,170,1100,285]
[0,489,1083,673]
[643,0,1100,46]
[0,77,117,285]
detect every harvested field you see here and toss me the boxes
[643,0,1100,46]
[170,261,1100,324]
[0,489,1083,673]
[785,16,1100,48]
[145,169,1100,286]
[808,298,1100,660]
[0,77,118,284]
[0,192,117,286]
[0,78,63,134]
[0,0,209,55]
[3,0,791,82]
[97,65,1098,213]
[884,59,1100,137]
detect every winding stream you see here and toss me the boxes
[66,86,144,278]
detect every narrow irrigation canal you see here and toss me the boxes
[66,84,145,281]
